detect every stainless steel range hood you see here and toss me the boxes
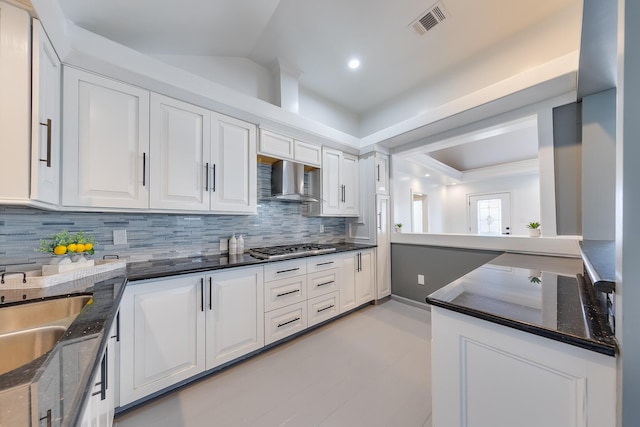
[271,160,319,202]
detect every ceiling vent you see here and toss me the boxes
[411,2,449,35]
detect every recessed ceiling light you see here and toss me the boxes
[348,58,360,69]
[424,173,431,177]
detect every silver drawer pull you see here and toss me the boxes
[276,267,300,274]
[317,280,335,287]
[316,261,334,266]
[277,317,301,328]
[276,289,300,298]
[317,304,335,313]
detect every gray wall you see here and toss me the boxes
[553,102,583,235]
[582,89,616,240]
[0,164,345,270]
[391,243,501,304]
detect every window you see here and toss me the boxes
[412,192,428,233]
[468,192,511,235]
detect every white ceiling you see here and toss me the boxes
[57,0,578,115]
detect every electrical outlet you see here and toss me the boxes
[113,229,127,245]
[319,224,325,233]
[220,239,228,251]
[417,274,425,285]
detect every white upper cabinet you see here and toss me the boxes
[210,112,257,214]
[374,153,389,195]
[258,129,321,167]
[0,3,32,203]
[149,93,210,211]
[310,148,359,216]
[30,20,61,206]
[62,67,150,209]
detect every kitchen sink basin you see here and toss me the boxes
[0,295,91,335]
[0,326,66,375]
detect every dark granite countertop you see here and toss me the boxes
[426,253,618,357]
[579,240,615,293]
[126,242,376,281]
[0,242,375,425]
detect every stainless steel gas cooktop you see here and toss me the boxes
[249,243,336,260]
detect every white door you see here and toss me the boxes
[62,67,150,208]
[119,275,205,405]
[322,148,342,215]
[376,196,391,299]
[205,266,264,370]
[210,112,257,213]
[341,153,359,216]
[355,250,375,305]
[150,94,211,210]
[469,192,512,235]
[30,20,61,206]
[340,255,356,313]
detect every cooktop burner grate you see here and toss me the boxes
[249,243,337,259]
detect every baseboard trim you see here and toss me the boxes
[391,294,431,311]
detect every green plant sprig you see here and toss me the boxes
[37,230,96,255]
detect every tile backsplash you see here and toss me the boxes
[0,164,345,270]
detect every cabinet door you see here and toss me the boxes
[294,140,321,167]
[376,195,391,299]
[339,255,356,313]
[355,250,375,305]
[321,148,342,215]
[205,266,264,370]
[62,67,150,208]
[259,129,294,160]
[210,112,257,213]
[149,93,210,210]
[119,275,205,406]
[0,2,30,202]
[374,154,389,195]
[30,20,61,206]
[341,153,359,216]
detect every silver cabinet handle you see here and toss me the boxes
[39,119,52,167]
[317,304,335,313]
[142,152,147,186]
[317,280,335,287]
[377,212,382,230]
[377,164,380,182]
[205,163,209,191]
[276,289,300,298]
[277,267,300,274]
[277,317,300,328]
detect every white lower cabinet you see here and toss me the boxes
[432,307,616,427]
[307,292,340,327]
[307,269,339,299]
[205,267,264,370]
[264,275,307,312]
[264,302,308,345]
[338,249,375,313]
[119,274,205,406]
[119,267,264,406]
[79,317,118,427]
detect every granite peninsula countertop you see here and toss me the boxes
[426,252,618,356]
[579,240,615,292]
[0,242,376,426]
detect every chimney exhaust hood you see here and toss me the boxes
[271,160,319,202]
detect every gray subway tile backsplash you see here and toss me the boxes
[0,164,345,270]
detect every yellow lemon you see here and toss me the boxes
[84,243,93,251]
[67,243,77,253]
[53,245,67,255]
[76,243,86,252]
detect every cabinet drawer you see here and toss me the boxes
[307,269,339,299]
[264,275,307,312]
[264,302,307,345]
[264,259,307,282]
[307,292,340,327]
[306,255,341,273]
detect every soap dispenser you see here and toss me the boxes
[229,234,237,255]
[237,234,245,255]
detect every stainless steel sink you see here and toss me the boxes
[0,295,91,335]
[0,295,92,375]
[0,326,66,375]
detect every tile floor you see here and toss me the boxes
[114,300,432,427]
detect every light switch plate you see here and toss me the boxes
[417,274,425,285]
[220,239,228,251]
[113,229,127,245]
